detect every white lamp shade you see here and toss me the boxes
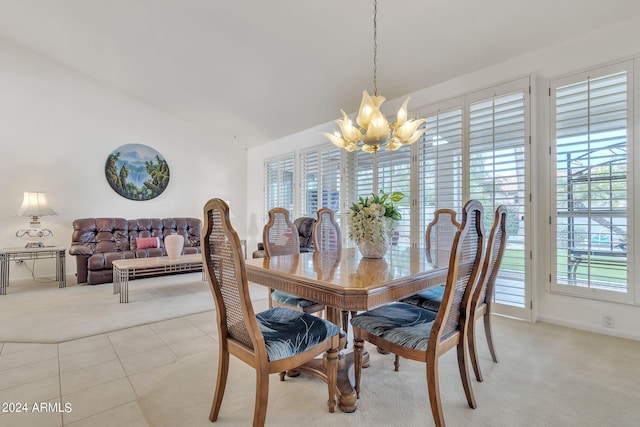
[15,191,56,247]
[15,192,57,218]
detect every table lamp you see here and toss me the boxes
[15,191,57,248]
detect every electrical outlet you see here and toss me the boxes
[602,314,615,328]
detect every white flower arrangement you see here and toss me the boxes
[347,191,405,245]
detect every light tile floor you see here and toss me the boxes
[0,310,220,427]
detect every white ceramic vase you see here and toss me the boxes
[165,233,184,259]
[357,238,388,259]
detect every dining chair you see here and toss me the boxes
[313,208,342,251]
[263,207,324,315]
[401,209,461,311]
[202,199,340,427]
[404,205,507,382]
[350,199,485,427]
[312,208,354,346]
[426,209,461,266]
[467,205,507,382]
[394,208,460,369]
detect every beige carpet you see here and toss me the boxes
[137,316,640,427]
[0,273,220,343]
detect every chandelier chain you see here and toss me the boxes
[322,0,427,153]
[373,0,378,96]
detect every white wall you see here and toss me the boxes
[0,37,247,283]
[247,15,640,340]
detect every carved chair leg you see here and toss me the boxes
[353,337,364,398]
[426,357,444,427]
[253,370,269,427]
[467,316,483,382]
[456,339,477,409]
[210,349,229,422]
[484,312,498,363]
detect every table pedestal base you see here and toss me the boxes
[291,339,369,413]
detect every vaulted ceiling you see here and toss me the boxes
[2,0,640,148]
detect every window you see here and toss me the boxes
[414,79,530,316]
[300,145,342,217]
[263,78,531,319]
[468,86,529,310]
[418,103,463,237]
[344,147,412,247]
[551,62,633,303]
[353,149,375,200]
[264,154,295,217]
[377,148,412,246]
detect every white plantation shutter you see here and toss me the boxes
[418,104,464,238]
[346,147,412,247]
[300,149,319,217]
[414,79,530,315]
[468,86,528,310]
[300,145,342,219]
[342,150,373,246]
[320,148,342,215]
[376,145,412,246]
[264,154,295,217]
[551,63,631,302]
[469,91,527,226]
[353,150,375,200]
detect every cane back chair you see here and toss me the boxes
[202,199,340,427]
[402,208,461,312]
[263,207,324,314]
[350,199,485,427]
[395,209,461,369]
[312,208,354,345]
[467,205,507,382]
[404,205,508,382]
[313,208,342,252]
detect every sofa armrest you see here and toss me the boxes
[69,245,94,256]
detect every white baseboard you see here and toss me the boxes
[537,314,640,341]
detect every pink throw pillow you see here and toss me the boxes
[136,237,160,249]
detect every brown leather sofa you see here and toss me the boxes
[69,217,202,285]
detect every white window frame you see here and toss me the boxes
[549,60,636,305]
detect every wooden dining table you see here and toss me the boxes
[245,246,447,413]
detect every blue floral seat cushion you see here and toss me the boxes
[401,285,445,312]
[271,290,320,309]
[350,302,437,351]
[256,307,340,362]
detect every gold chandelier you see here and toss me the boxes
[322,0,427,153]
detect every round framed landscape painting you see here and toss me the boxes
[105,144,170,201]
